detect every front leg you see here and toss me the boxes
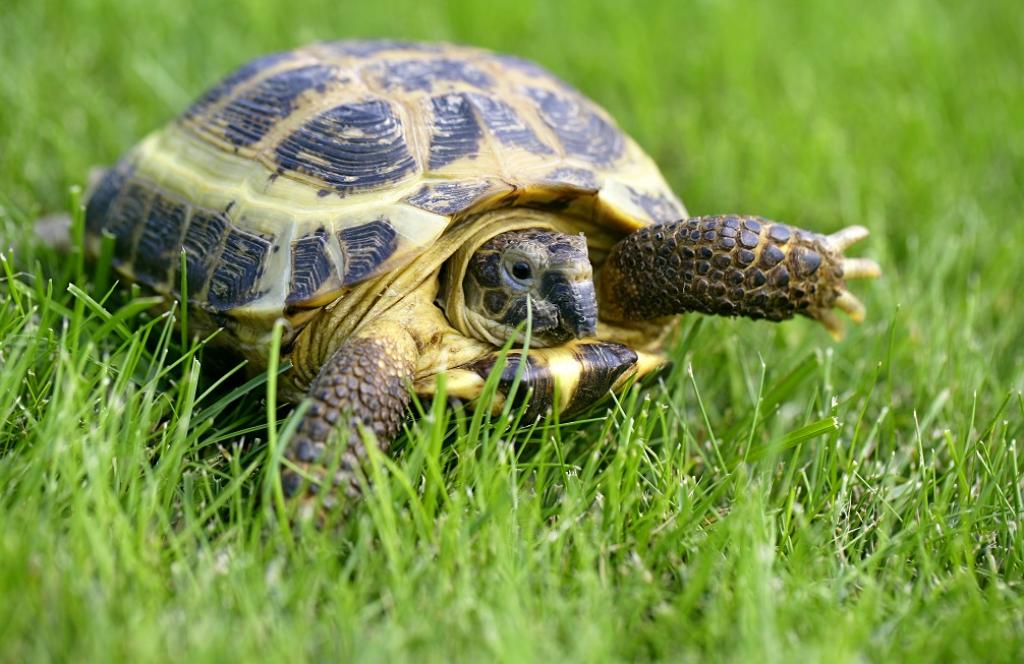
[596,216,881,338]
[282,321,418,511]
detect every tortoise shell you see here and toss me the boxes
[85,40,685,340]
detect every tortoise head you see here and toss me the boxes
[463,228,597,347]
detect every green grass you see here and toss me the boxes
[2,0,1023,660]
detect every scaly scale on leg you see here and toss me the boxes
[282,321,418,518]
[596,215,881,339]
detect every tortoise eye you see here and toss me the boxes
[511,261,533,281]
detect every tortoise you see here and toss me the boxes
[82,39,880,508]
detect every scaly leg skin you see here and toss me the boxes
[596,215,881,339]
[281,322,418,520]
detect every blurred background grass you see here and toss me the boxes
[1,0,1023,661]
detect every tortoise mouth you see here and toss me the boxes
[541,274,598,341]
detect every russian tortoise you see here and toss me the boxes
[83,40,880,507]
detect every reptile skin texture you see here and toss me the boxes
[597,215,845,324]
[282,331,417,512]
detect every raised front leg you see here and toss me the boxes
[596,216,881,338]
[282,321,418,511]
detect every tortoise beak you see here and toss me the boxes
[542,273,598,340]
[567,281,599,339]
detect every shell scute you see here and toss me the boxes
[207,227,273,310]
[182,50,296,121]
[627,186,686,224]
[403,179,512,216]
[526,87,624,165]
[367,57,494,93]
[212,63,337,147]
[135,192,187,284]
[466,352,554,422]
[107,181,152,260]
[85,164,132,235]
[564,342,638,415]
[177,209,229,297]
[288,228,341,306]
[464,92,554,157]
[273,100,418,195]
[488,54,558,81]
[338,218,399,285]
[542,167,600,191]
[426,93,484,171]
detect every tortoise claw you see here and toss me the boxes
[811,225,880,339]
[841,257,883,280]
[816,309,846,342]
[826,225,882,280]
[827,225,871,251]
[834,289,867,323]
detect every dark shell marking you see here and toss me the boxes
[627,186,685,224]
[543,167,600,190]
[465,92,554,156]
[564,343,638,415]
[465,341,638,421]
[427,93,483,170]
[177,210,229,297]
[467,352,555,422]
[207,228,272,310]
[274,100,418,195]
[106,181,153,260]
[527,87,623,165]
[337,219,398,284]
[85,164,132,235]
[369,58,494,92]
[182,51,296,121]
[134,193,188,284]
[404,180,508,216]
[213,64,337,147]
[86,168,275,310]
[288,228,340,305]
